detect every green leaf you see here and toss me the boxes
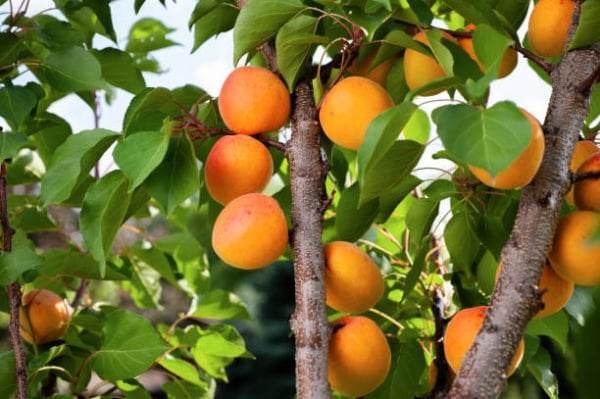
[38,249,128,280]
[114,130,170,190]
[527,346,559,399]
[376,174,422,223]
[190,0,238,52]
[0,132,28,161]
[92,47,146,94]
[41,129,119,206]
[432,102,531,177]
[163,380,210,398]
[128,247,178,287]
[80,171,131,276]
[159,357,208,387]
[570,0,600,50]
[192,289,251,321]
[28,112,72,165]
[91,309,169,381]
[575,290,600,398]
[123,87,178,135]
[405,198,439,250]
[487,0,529,32]
[472,24,514,75]
[0,32,24,66]
[0,351,16,399]
[43,46,106,92]
[124,256,162,309]
[143,136,200,214]
[116,379,151,399]
[335,183,379,242]
[407,0,433,26]
[0,230,43,285]
[526,310,569,353]
[441,0,507,34]
[0,86,36,132]
[444,211,482,271]
[126,18,178,55]
[374,340,426,399]
[233,0,305,64]
[402,108,430,144]
[32,15,85,48]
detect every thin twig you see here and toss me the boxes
[513,43,553,74]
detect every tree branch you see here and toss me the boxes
[287,82,330,399]
[447,4,600,398]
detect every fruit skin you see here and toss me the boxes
[19,289,71,345]
[574,153,600,211]
[566,140,599,204]
[404,30,456,96]
[218,66,291,135]
[458,24,517,79]
[212,193,288,270]
[469,109,545,189]
[204,135,274,205]
[328,316,391,397]
[444,306,524,376]
[528,0,576,58]
[324,241,384,313]
[347,49,395,87]
[319,76,393,151]
[549,211,600,285]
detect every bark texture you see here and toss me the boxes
[447,6,600,398]
[287,82,330,399]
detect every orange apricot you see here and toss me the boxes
[211,193,288,270]
[528,0,576,58]
[218,66,291,135]
[574,153,600,211]
[347,49,395,86]
[566,140,599,204]
[469,109,545,189]
[444,306,524,376]
[324,241,384,313]
[404,30,456,96]
[19,289,71,345]
[319,76,393,151]
[204,135,273,205]
[549,211,600,285]
[328,316,391,397]
[458,24,517,79]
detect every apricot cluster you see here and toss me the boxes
[20,289,71,345]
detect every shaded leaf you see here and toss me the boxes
[0,231,42,285]
[92,47,146,94]
[336,183,379,242]
[44,46,106,92]
[38,249,128,280]
[0,132,28,161]
[528,346,559,399]
[193,289,251,321]
[526,310,569,353]
[190,0,238,52]
[570,0,600,50]
[0,86,36,131]
[123,87,177,135]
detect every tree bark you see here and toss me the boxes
[448,5,600,398]
[287,82,331,399]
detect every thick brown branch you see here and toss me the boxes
[447,4,600,398]
[287,82,330,399]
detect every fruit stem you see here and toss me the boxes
[368,308,405,331]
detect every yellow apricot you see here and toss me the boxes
[469,109,545,189]
[319,76,393,151]
[528,0,576,58]
[218,66,291,135]
[347,49,395,87]
[444,306,524,376]
[404,30,456,96]
[549,211,600,285]
[204,135,273,205]
[328,316,391,397]
[19,289,71,345]
[458,24,517,79]
[211,193,288,270]
[574,153,600,211]
[566,140,599,204]
[324,241,384,313]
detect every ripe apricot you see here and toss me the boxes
[204,135,273,205]
[469,109,544,189]
[566,140,599,204]
[444,306,524,376]
[218,66,291,135]
[347,49,395,86]
[495,260,573,318]
[19,289,71,345]
[328,316,391,397]
[549,211,600,285]
[211,193,288,270]
[458,24,517,79]
[324,241,384,313]
[404,30,456,96]
[574,153,600,211]
[319,76,393,151]
[528,0,576,58]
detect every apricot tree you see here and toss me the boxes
[1,0,600,399]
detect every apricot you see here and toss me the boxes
[218,66,291,135]
[495,260,573,318]
[458,24,517,79]
[204,135,273,205]
[528,0,576,58]
[574,153,600,211]
[211,193,288,270]
[566,140,599,204]
[404,30,456,96]
[19,289,71,345]
[324,241,384,313]
[468,109,544,189]
[347,49,395,86]
[319,76,393,150]
[328,316,391,397]
[549,211,600,286]
[444,306,524,376]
